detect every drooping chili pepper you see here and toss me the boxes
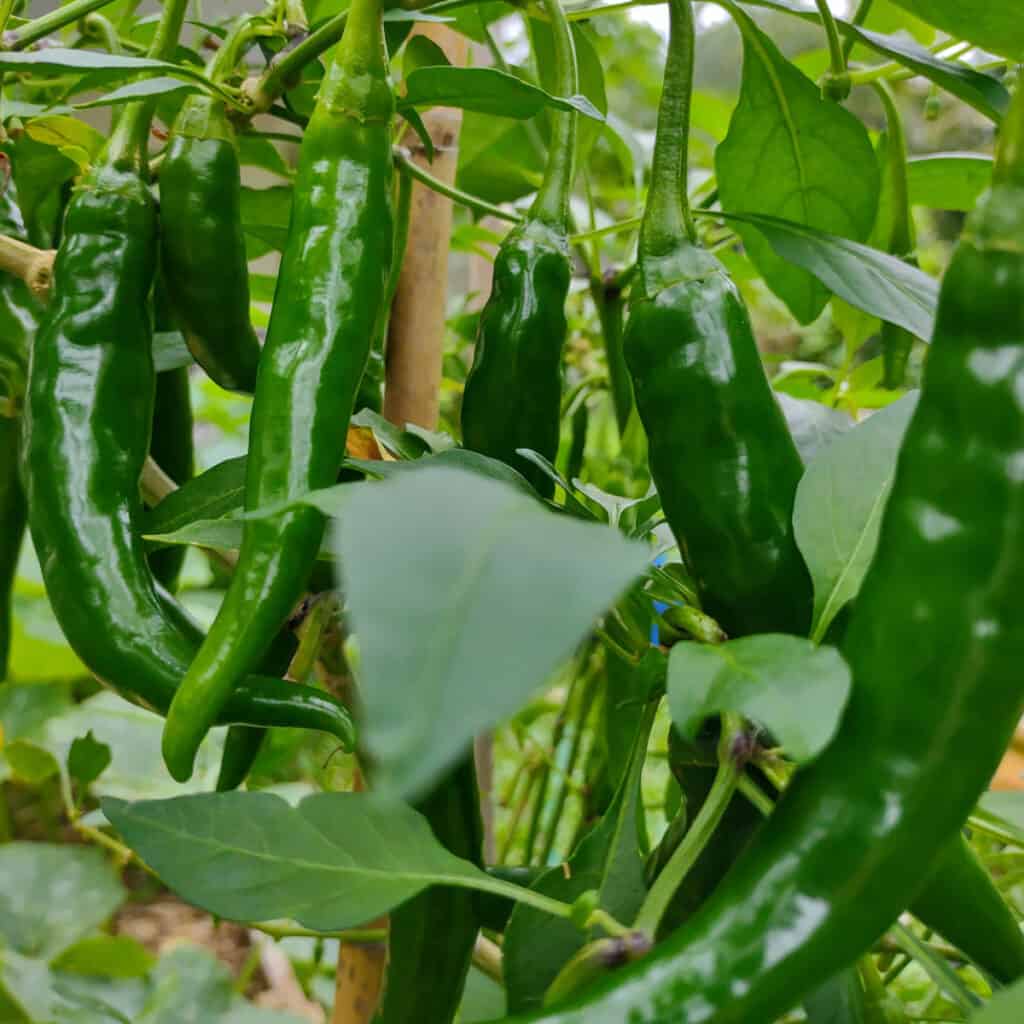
[460,0,579,497]
[873,83,918,390]
[503,78,1024,1024]
[23,6,355,759]
[379,758,483,1024]
[591,269,632,437]
[162,0,394,782]
[622,0,811,639]
[158,18,268,394]
[0,164,35,680]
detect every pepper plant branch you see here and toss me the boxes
[841,0,872,60]
[251,921,389,943]
[3,0,120,50]
[633,713,746,935]
[815,0,848,83]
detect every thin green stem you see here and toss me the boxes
[968,814,1024,849]
[588,908,632,938]
[531,0,578,228]
[253,9,349,108]
[395,148,520,223]
[81,12,121,54]
[634,713,745,934]
[815,0,847,81]
[570,215,642,245]
[4,0,119,50]
[872,82,914,257]
[103,0,189,168]
[209,13,277,82]
[995,78,1024,189]
[640,0,696,256]
[0,0,15,38]
[841,0,873,60]
[738,774,774,816]
[250,921,388,943]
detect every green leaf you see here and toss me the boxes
[4,738,60,782]
[68,731,113,788]
[886,0,1024,60]
[794,394,920,641]
[403,34,451,75]
[977,792,1024,839]
[142,456,247,544]
[103,791,498,931]
[0,843,123,960]
[969,976,1024,1023]
[75,76,198,109]
[25,115,105,160]
[335,466,648,800]
[401,66,604,122]
[52,936,155,979]
[345,448,537,496]
[240,186,292,255]
[143,515,245,553]
[716,3,880,324]
[776,394,855,466]
[505,708,653,1012]
[738,1,1010,122]
[908,153,993,212]
[236,134,294,181]
[351,408,433,459]
[667,636,851,763]
[710,211,939,341]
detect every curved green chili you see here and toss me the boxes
[461,0,579,495]
[162,0,394,782]
[623,0,811,638]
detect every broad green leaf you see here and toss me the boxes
[709,210,939,341]
[351,408,433,459]
[345,448,537,496]
[52,936,155,979]
[794,394,920,641]
[25,115,104,159]
[142,456,247,544]
[776,394,855,466]
[887,0,1024,60]
[716,3,880,324]
[44,691,226,801]
[400,66,604,122]
[236,134,294,181]
[75,76,198,109]
[67,731,113,788]
[977,792,1024,838]
[505,708,653,1011]
[143,515,245,553]
[457,110,543,205]
[908,153,993,212]
[103,791,502,931]
[0,950,58,1022]
[240,186,292,256]
[335,467,648,799]
[969,976,1024,1023]
[0,682,70,743]
[4,739,60,782]
[738,1,1010,122]
[403,34,451,75]
[667,636,851,763]
[0,844,123,960]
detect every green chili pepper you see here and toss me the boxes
[162,0,394,782]
[379,759,483,1024]
[622,0,811,639]
[873,83,918,390]
[501,78,1024,1024]
[158,20,267,393]
[23,13,355,761]
[461,0,578,497]
[0,164,36,681]
[592,270,632,437]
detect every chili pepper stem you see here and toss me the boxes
[394,148,518,224]
[841,0,873,60]
[633,713,746,936]
[995,82,1024,189]
[530,0,578,227]
[815,0,849,98]
[0,234,54,301]
[3,0,119,50]
[639,0,696,255]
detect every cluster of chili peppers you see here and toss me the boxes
[0,0,1022,1020]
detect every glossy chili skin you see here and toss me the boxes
[162,0,394,782]
[462,220,572,496]
[159,95,261,393]
[379,758,483,1024]
[462,0,578,498]
[23,164,355,750]
[504,97,1024,1024]
[622,0,809,639]
[0,176,36,679]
